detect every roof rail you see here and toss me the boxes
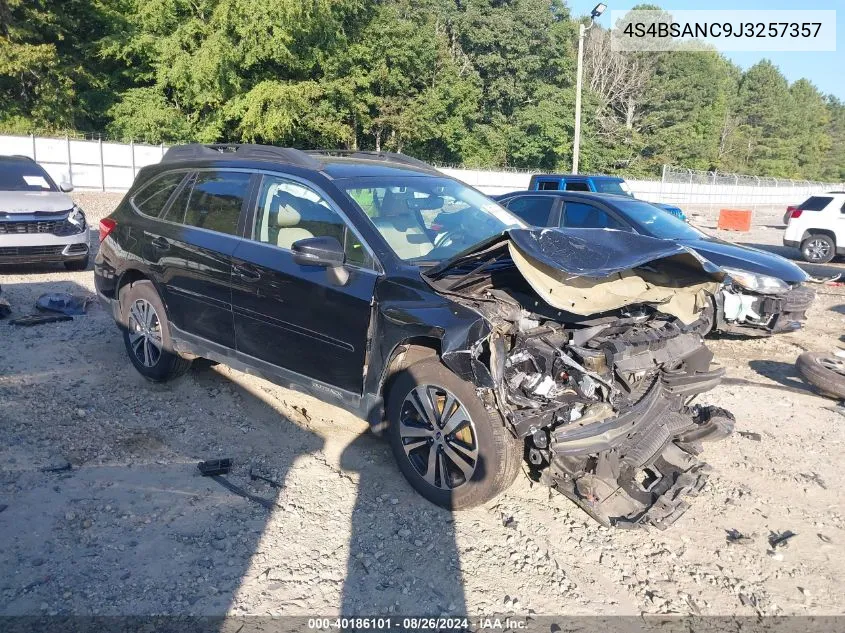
[161,144,323,170]
[304,149,438,172]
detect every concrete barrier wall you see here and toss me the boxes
[2,134,840,211]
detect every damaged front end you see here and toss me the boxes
[715,275,815,335]
[426,228,736,529]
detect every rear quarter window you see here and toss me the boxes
[536,180,561,191]
[504,196,554,226]
[182,171,251,236]
[132,172,188,218]
[799,196,833,211]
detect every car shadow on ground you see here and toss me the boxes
[0,279,467,620]
[736,359,816,396]
[738,241,845,279]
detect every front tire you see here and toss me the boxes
[120,280,191,382]
[386,358,522,510]
[801,234,835,264]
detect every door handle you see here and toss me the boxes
[234,264,261,282]
[151,237,170,250]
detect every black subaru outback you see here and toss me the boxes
[95,144,734,527]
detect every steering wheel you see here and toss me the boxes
[432,226,468,251]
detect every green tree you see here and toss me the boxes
[735,60,801,177]
[790,79,831,179]
[0,0,121,133]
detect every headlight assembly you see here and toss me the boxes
[722,267,789,295]
[55,206,87,235]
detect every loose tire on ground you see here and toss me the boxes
[119,280,192,382]
[797,351,845,400]
[386,357,522,510]
[800,234,835,264]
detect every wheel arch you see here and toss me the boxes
[116,269,171,326]
[802,229,837,246]
[366,337,442,434]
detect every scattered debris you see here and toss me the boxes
[726,529,755,545]
[9,314,73,327]
[249,467,283,489]
[36,292,95,316]
[208,475,277,511]
[738,431,762,441]
[768,530,797,549]
[818,533,832,544]
[798,472,827,489]
[41,458,72,473]
[197,458,232,476]
[198,458,277,510]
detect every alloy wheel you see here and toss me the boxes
[819,356,845,377]
[399,385,478,490]
[127,298,163,367]
[806,239,831,261]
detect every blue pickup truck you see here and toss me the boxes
[527,174,687,221]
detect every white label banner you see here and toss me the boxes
[610,10,837,52]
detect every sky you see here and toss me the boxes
[568,0,844,99]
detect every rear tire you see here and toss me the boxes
[64,255,89,271]
[797,352,845,399]
[801,234,835,264]
[386,357,522,510]
[119,280,191,382]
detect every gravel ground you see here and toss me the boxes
[1,193,844,619]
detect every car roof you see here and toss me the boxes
[499,190,632,201]
[530,174,624,181]
[158,144,441,179]
[0,155,37,166]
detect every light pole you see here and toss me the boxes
[572,2,606,175]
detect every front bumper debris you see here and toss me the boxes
[715,284,815,334]
[543,378,734,529]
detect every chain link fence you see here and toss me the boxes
[644,165,844,220]
[2,134,842,224]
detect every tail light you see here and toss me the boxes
[99,218,117,242]
[790,209,803,219]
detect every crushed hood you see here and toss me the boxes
[427,228,725,324]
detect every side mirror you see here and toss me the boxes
[292,236,345,268]
[59,181,74,193]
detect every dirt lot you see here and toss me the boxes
[1,193,844,619]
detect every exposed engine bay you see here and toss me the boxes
[425,228,736,529]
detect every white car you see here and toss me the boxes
[0,155,89,270]
[783,191,845,264]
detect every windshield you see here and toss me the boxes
[342,176,524,263]
[614,198,705,240]
[594,179,633,197]
[0,160,58,192]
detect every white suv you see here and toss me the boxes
[783,192,845,264]
[0,155,89,270]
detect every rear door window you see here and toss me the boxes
[133,172,187,218]
[536,180,560,191]
[504,196,555,226]
[562,201,628,230]
[564,181,591,192]
[177,171,251,236]
[799,196,833,211]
